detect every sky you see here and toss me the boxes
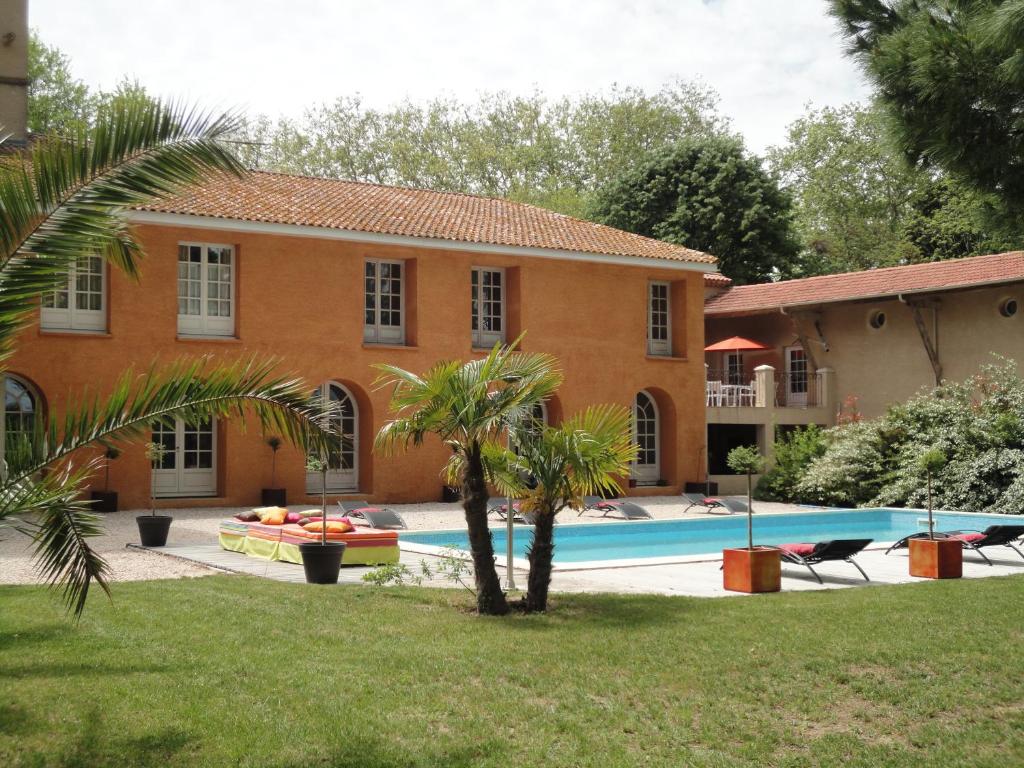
[29,0,870,153]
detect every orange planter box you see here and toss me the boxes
[723,546,781,593]
[909,537,963,579]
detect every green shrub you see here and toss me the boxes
[795,360,1024,513]
[754,425,827,502]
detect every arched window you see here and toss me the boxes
[632,390,659,485]
[4,375,38,456]
[308,381,358,493]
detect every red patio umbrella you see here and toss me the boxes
[703,335,770,352]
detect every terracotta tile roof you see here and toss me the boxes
[704,252,1024,316]
[703,272,732,287]
[137,171,716,266]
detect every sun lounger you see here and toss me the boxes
[947,525,1024,565]
[682,493,747,515]
[580,496,653,520]
[885,525,1024,563]
[777,539,873,583]
[336,500,408,530]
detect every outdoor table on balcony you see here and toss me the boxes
[707,381,755,407]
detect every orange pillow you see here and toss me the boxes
[255,506,287,525]
[305,520,355,534]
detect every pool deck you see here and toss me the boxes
[145,541,1024,597]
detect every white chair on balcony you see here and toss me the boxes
[706,380,723,407]
[737,381,756,407]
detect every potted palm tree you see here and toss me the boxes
[90,445,121,512]
[261,436,287,506]
[722,445,780,593]
[504,404,636,612]
[299,452,345,584]
[373,339,562,615]
[137,441,173,547]
[909,448,961,578]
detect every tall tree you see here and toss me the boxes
[0,97,328,614]
[767,102,925,273]
[373,343,562,616]
[829,0,1024,207]
[26,32,91,135]
[231,81,727,217]
[590,135,801,284]
[769,101,1022,273]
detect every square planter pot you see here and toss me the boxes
[90,490,118,513]
[723,546,781,593]
[261,488,287,507]
[909,537,963,579]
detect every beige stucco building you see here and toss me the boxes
[701,252,1024,492]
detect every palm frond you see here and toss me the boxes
[5,356,331,484]
[0,96,243,358]
[3,455,110,617]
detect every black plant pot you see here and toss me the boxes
[299,542,346,584]
[90,490,118,513]
[441,485,461,503]
[136,515,173,547]
[261,488,287,507]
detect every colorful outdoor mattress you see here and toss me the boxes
[241,521,288,561]
[278,524,399,566]
[218,519,252,553]
[217,519,399,566]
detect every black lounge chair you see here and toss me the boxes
[337,500,408,530]
[580,496,653,520]
[778,539,873,583]
[884,530,956,555]
[885,525,1024,564]
[949,525,1024,565]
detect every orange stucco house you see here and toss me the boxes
[16,171,717,510]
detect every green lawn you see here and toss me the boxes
[2,576,1023,767]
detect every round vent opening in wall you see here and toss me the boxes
[868,310,887,329]
[999,298,1018,318]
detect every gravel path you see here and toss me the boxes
[0,496,808,585]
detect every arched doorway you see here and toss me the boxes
[307,381,358,493]
[632,390,660,485]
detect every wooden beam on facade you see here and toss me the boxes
[907,300,942,385]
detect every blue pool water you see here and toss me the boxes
[401,508,1016,563]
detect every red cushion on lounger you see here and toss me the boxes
[702,498,720,505]
[950,532,984,543]
[779,542,816,556]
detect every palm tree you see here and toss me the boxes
[0,97,329,615]
[498,404,636,612]
[373,341,562,615]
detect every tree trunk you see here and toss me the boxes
[523,506,555,613]
[461,443,509,615]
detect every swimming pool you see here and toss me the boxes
[399,508,1017,569]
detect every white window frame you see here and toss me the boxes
[177,242,235,337]
[631,390,660,485]
[471,266,506,348]
[647,281,671,356]
[363,259,405,345]
[40,257,107,332]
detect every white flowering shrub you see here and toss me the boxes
[796,360,1024,513]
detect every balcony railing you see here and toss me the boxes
[706,366,828,409]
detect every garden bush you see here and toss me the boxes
[796,360,1024,513]
[754,424,827,502]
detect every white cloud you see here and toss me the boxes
[29,0,870,153]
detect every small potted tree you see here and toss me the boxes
[261,436,287,507]
[722,445,780,593]
[909,448,961,579]
[137,441,173,547]
[90,445,121,512]
[299,452,345,584]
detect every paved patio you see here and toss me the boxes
[146,541,1024,597]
